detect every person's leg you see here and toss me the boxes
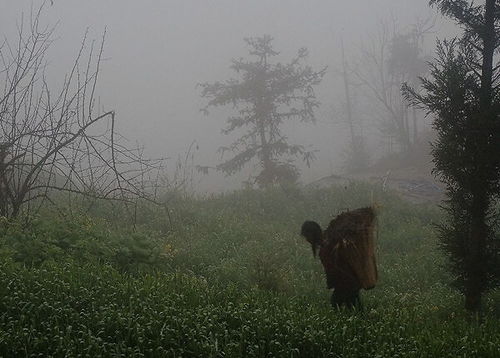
[353,290,363,312]
[330,290,341,308]
[344,290,357,309]
[331,289,362,310]
[331,290,351,308]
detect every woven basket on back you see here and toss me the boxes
[324,207,378,290]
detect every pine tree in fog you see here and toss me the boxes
[200,35,325,187]
[405,0,500,312]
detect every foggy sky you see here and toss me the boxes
[0,0,455,192]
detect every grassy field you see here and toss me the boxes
[0,185,499,357]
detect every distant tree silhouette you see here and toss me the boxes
[200,35,325,187]
[354,19,432,154]
[339,38,370,174]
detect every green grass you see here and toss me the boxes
[0,185,499,357]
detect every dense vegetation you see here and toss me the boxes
[0,185,499,357]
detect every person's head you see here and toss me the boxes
[301,221,322,257]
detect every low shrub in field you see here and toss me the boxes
[0,215,167,272]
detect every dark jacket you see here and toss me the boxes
[319,239,361,292]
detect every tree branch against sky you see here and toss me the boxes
[0,4,165,220]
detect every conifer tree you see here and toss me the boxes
[406,0,499,311]
[200,36,325,187]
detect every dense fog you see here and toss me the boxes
[1,0,456,192]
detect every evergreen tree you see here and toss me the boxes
[405,0,500,311]
[200,36,325,187]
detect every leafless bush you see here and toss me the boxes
[0,5,164,220]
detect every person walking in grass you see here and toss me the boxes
[301,207,378,309]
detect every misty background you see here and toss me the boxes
[0,0,456,192]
